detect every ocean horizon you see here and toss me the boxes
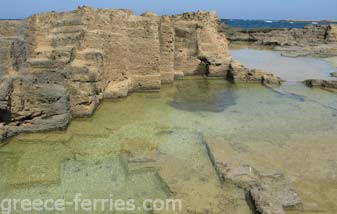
[222,18,337,29]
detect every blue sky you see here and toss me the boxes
[1,0,337,20]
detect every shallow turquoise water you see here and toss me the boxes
[0,50,337,213]
[231,48,337,81]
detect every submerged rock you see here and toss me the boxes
[203,136,303,214]
[169,79,237,112]
[331,72,337,78]
[249,171,303,214]
[216,163,302,214]
[250,183,302,214]
[304,79,337,91]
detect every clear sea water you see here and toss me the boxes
[222,19,337,29]
[1,47,337,213]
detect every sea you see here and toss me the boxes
[222,19,337,29]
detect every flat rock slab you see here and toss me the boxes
[250,184,302,214]
[203,135,303,214]
[304,79,337,92]
[5,143,73,186]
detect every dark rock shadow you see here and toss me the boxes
[0,109,12,124]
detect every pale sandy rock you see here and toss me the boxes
[327,25,337,42]
[141,11,158,17]
[0,7,281,142]
[0,77,13,117]
[222,24,335,46]
[228,61,282,85]
[174,70,185,79]
[104,79,131,98]
[0,20,23,37]
[159,16,175,83]
[0,123,5,142]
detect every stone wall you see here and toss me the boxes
[0,7,281,142]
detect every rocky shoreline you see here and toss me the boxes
[304,79,337,92]
[220,23,337,58]
[220,22,337,94]
[2,8,337,213]
[0,7,282,143]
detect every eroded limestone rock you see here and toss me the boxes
[0,7,281,142]
[327,25,337,43]
[228,61,282,85]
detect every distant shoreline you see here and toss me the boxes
[1,17,337,22]
[222,18,337,22]
[0,19,22,21]
[222,19,337,30]
[280,19,337,23]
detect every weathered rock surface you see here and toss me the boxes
[250,183,303,214]
[220,24,337,57]
[228,61,282,85]
[276,44,337,58]
[0,7,281,142]
[304,79,337,92]
[203,136,303,214]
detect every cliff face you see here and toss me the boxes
[0,7,281,142]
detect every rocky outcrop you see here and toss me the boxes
[203,136,303,214]
[228,61,282,85]
[327,25,337,42]
[221,24,337,45]
[275,44,337,58]
[0,7,281,142]
[220,24,337,57]
[304,79,337,92]
[331,72,337,77]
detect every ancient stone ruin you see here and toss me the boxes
[0,7,281,141]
